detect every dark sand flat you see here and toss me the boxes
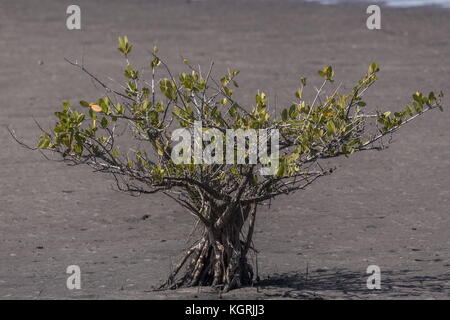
[0,0,449,299]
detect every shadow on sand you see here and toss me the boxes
[256,268,450,299]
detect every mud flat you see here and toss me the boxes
[0,0,449,299]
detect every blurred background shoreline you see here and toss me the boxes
[303,0,450,8]
[214,0,450,8]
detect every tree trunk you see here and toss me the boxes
[162,203,257,292]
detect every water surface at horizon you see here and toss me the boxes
[304,0,450,8]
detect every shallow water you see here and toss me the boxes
[304,0,450,8]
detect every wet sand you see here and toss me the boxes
[0,0,449,299]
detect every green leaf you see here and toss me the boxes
[100,117,108,128]
[228,104,238,118]
[89,108,97,120]
[37,133,51,149]
[326,121,337,135]
[73,143,83,155]
[115,103,124,115]
[281,109,288,121]
[276,159,287,178]
[289,104,298,119]
[357,101,366,107]
[230,167,239,175]
[124,65,139,79]
[318,66,334,82]
[223,86,233,97]
[368,62,380,74]
[117,36,133,55]
[220,76,230,87]
[155,140,165,156]
[62,101,71,111]
[151,57,161,68]
[160,78,177,100]
[230,70,240,77]
[413,92,423,103]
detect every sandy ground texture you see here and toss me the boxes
[0,0,449,299]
